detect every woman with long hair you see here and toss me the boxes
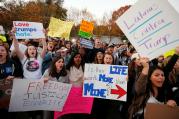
[42,56,69,83]
[66,51,84,87]
[93,51,104,64]
[42,56,69,119]
[128,57,177,119]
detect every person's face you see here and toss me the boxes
[96,52,104,60]
[27,46,37,58]
[55,58,64,72]
[66,43,71,50]
[135,58,142,67]
[104,54,113,65]
[47,42,54,51]
[174,59,179,69]
[108,47,114,54]
[95,38,101,48]
[150,69,165,88]
[158,55,164,63]
[0,46,7,61]
[76,40,80,47]
[60,50,67,57]
[73,54,82,66]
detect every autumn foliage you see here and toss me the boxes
[0,0,131,37]
[0,0,67,30]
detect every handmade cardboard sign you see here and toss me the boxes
[145,103,179,119]
[9,79,72,112]
[48,17,74,40]
[116,0,179,60]
[79,20,94,39]
[13,21,45,39]
[83,64,128,101]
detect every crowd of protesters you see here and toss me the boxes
[0,28,179,119]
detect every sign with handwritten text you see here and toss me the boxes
[83,64,128,101]
[13,21,45,39]
[80,20,94,33]
[79,20,94,39]
[116,0,179,60]
[9,79,72,112]
[54,87,94,119]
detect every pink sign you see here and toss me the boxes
[54,87,94,119]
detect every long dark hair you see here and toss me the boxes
[66,51,84,71]
[128,66,165,119]
[94,51,104,64]
[147,66,166,102]
[49,56,67,77]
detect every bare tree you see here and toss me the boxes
[67,7,94,25]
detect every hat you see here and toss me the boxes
[131,53,140,60]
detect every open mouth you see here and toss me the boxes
[0,54,3,58]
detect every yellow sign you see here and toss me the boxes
[164,49,175,58]
[48,17,74,40]
[79,20,94,33]
[0,35,7,42]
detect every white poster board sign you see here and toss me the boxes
[9,79,72,112]
[116,0,179,60]
[83,64,128,101]
[13,21,45,39]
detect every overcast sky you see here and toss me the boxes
[63,0,138,19]
[63,0,179,19]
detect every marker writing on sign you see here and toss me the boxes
[99,74,113,83]
[26,81,69,92]
[23,99,62,107]
[83,83,106,98]
[14,22,30,27]
[133,18,166,40]
[123,4,159,30]
[140,33,170,50]
[110,66,128,75]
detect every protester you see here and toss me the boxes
[42,41,56,74]
[42,56,69,83]
[128,57,177,119]
[42,56,69,119]
[66,51,84,87]
[12,32,47,79]
[93,51,104,64]
[0,42,24,119]
[61,51,91,119]
[0,43,20,80]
